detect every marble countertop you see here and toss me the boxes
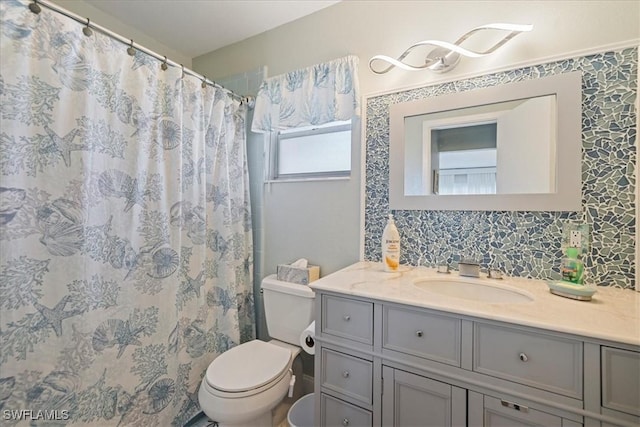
[309,261,640,346]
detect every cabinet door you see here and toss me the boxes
[382,366,466,427]
[601,346,640,417]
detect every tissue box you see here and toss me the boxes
[276,264,320,285]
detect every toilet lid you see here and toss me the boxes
[205,340,291,392]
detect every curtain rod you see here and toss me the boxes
[30,0,254,107]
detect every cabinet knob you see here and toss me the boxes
[342,418,350,426]
[415,330,424,337]
[343,315,351,321]
[519,352,528,362]
[342,370,350,378]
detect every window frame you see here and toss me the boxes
[267,122,352,181]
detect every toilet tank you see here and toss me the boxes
[262,274,315,345]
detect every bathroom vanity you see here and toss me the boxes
[310,262,640,427]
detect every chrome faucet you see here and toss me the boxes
[458,259,480,278]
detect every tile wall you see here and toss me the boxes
[364,48,637,288]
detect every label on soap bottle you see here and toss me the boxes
[384,238,400,271]
[382,214,401,272]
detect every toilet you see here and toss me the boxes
[198,274,315,426]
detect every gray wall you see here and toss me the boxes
[262,122,361,279]
[192,1,639,99]
[214,69,361,342]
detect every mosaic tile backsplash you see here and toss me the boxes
[364,47,637,289]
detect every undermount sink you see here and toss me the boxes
[413,277,534,303]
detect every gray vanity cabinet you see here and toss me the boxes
[382,366,466,426]
[314,291,640,427]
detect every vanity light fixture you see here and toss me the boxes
[369,23,533,74]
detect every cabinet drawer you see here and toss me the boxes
[321,393,372,427]
[321,348,373,405]
[483,395,563,427]
[383,305,461,366]
[602,346,640,417]
[321,295,373,345]
[473,323,583,398]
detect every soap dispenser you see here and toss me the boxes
[560,247,584,285]
[382,214,400,272]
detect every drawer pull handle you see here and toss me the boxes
[415,330,424,337]
[342,370,350,378]
[342,418,350,426]
[343,315,351,321]
[501,399,529,413]
[519,353,528,362]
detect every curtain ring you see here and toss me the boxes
[201,77,207,89]
[82,18,93,37]
[29,1,42,14]
[127,39,135,56]
[161,56,168,71]
[180,64,185,79]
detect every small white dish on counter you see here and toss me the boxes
[546,280,597,301]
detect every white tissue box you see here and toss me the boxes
[276,264,320,285]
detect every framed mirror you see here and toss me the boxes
[389,71,582,211]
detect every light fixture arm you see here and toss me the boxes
[369,23,533,74]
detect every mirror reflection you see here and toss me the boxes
[388,71,582,211]
[404,95,556,196]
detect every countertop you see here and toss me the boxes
[309,261,640,346]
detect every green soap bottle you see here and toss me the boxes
[560,247,584,284]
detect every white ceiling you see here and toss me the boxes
[84,0,341,59]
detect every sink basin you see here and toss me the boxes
[413,277,534,303]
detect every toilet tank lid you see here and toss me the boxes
[261,275,315,298]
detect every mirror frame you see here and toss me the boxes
[389,71,582,211]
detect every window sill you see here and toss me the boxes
[264,176,351,184]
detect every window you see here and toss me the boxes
[267,121,352,180]
[436,148,497,195]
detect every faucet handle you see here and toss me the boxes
[437,263,450,274]
[488,268,503,280]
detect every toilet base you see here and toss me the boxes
[215,411,272,427]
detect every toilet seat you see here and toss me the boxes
[204,340,292,398]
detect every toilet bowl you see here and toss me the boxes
[198,274,315,426]
[198,340,300,426]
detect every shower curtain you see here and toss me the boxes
[0,2,254,426]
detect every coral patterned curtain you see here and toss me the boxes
[0,1,254,425]
[251,55,360,132]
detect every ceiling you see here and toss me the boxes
[84,0,341,59]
